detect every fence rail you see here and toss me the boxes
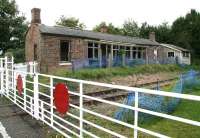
[0,56,199,138]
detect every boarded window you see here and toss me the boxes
[60,41,70,62]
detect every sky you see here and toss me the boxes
[15,0,200,29]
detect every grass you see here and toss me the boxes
[78,80,200,138]
[26,65,200,137]
[140,84,200,138]
[52,64,191,81]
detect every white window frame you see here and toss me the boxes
[88,42,98,59]
[168,52,175,58]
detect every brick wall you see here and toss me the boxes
[25,24,40,62]
[40,35,88,73]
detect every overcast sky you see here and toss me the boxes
[15,0,200,29]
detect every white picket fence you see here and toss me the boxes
[0,56,200,138]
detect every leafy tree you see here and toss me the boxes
[0,0,27,55]
[122,19,140,37]
[171,9,200,59]
[140,22,172,43]
[93,22,123,35]
[56,16,86,29]
[7,48,25,63]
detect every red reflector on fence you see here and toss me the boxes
[17,75,23,95]
[53,83,69,115]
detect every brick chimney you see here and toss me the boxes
[100,25,108,33]
[31,8,41,24]
[149,32,156,41]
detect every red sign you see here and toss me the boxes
[17,75,23,95]
[53,83,69,115]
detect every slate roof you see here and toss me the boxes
[39,24,160,46]
[161,43,190,52]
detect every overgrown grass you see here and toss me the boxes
[80,81,200,138]
[140,84,200,138]
[52,64,192,80]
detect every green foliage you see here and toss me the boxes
[7,48,25,63]
[122,19,140,37]
[93,22,123,35]
[139,22,172,43]
[0,0,28,54]
[171,9,200,59]
[56,16,86,29]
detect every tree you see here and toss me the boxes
[171,9,200,60]
[122,19,140,37]
[93,22,123,35]
[56,16,86,29]
[139,22,172,43]
[0,0,27,55]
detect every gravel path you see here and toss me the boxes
[0,98,46,138]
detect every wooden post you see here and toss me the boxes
[108,53,112,68]
[146,48,148,64]
[98,43,102,67]
[122,53,126,67]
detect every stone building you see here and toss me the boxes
[25,8,190,73]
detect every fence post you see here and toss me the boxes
[11,56,14,89]
[24,76,27,111]
[14,71,16,103]
[50,77,54,126]
[79,82,83,138]
[0,58,3,97]
[134,91,139,138]
[33,73,39,120]
[5,57,8,97]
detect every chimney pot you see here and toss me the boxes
[149,32,156,41]
[31,8,41,24]
[100,25,108,33]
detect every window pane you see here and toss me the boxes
[94,48,98,58]
[60,41,69,61]
[126,51,130,58]
[88,48,93,58]
[94,43,98,48]
[133,51,136,59]
[88,42,93,48]
[168,52,174,57]
[126,47,130,50]
[138,51,141,59]
[113,45,118,50]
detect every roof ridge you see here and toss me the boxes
[41,24,148,41]
[39,24,160,46]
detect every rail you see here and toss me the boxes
[0,57,199,138]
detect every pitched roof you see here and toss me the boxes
[161,43,190,52]
[39,24,160,46]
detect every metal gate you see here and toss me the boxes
[0,56,200,138]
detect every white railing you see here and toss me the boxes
[14,61,38,74]
[0,57,200,138]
